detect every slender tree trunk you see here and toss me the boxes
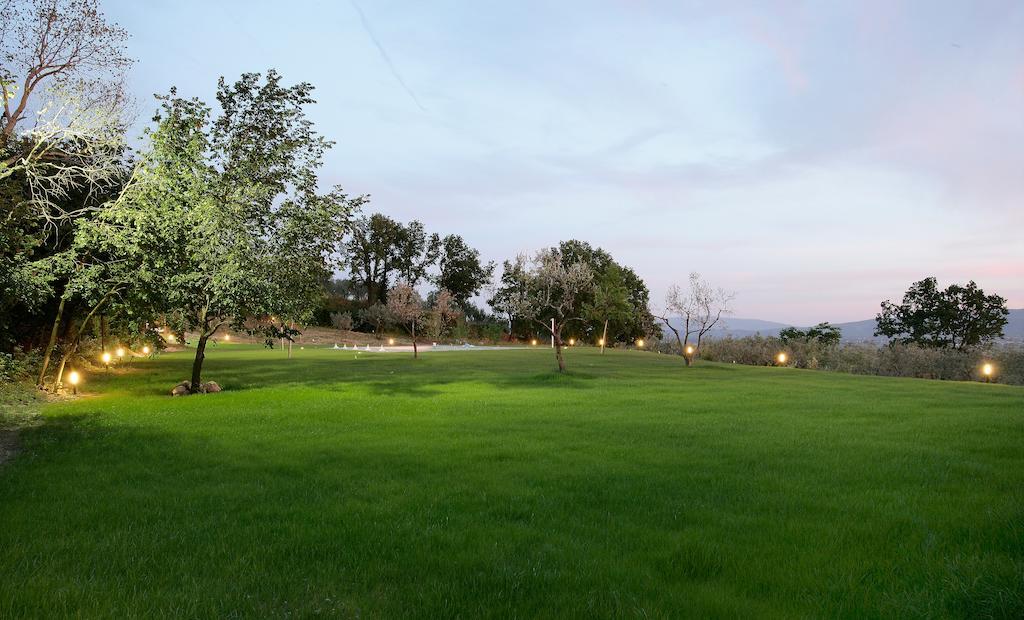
[683,336,692,366]
[553,325,566,373]
[601,319,608,355]
[412,321,418,358]
[190,332,209,393]
[100,314,108,352]
[38,295,67,387]
[288,321,293,359]
[51,289,117,391]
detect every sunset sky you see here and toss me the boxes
[108,0,1024,324]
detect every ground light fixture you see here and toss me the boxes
[982,362,994,382]
[116,347,125,359]
[389,338,395,345]
[637,339,645,348]
[598,338,605,346]
[531,339,538,346]
[68,370,80,395]
[142,345,151,355]
[685,345,695,356]
[101,351,112,366]
[777,352,788,365]
[224,334,230,341]
[568,338,575,346]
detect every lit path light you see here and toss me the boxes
[982,362,995,383]
[568,338,575,346]
[101,352,111,366]
[636,339,645,348]
[389,338,395,346]
[777,352,788,365]
[224,334,230,341]
[142,345,151,355]
[598,338,605,346]
[68,370,80,395]
[685,345,694,356]
[531,339,538,346]
[116,347,125,359]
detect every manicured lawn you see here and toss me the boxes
[1,346,1022,617]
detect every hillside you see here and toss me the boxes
[680,308,1024,343]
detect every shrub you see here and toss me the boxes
[330,312,354,331]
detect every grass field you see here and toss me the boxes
[1,346,1022,617]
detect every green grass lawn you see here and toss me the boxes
[1,346,1022,617]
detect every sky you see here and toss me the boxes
[106,0,1023,324]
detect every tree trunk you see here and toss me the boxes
[190,333,209,393]
[38,295,67,387]
[288,321,293,359]
[683,337,692,367]
[412,321,418,358]
[553,326,566,373]
[601,319,608,355]
[52,288,118,391]
[100,314,109,352]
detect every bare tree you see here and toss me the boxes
[505,249,593,373]
[386,281,427,358]
[1,0,131,145]
[1,0,133,227]
[654,272,734,366]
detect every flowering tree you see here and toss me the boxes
[386,282,427,358]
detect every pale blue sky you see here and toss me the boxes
[108,0,1023,323]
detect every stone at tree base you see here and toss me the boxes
[202,381,222,393]
[171,385,189,396]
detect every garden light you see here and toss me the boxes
[116,347,125,358]
[389,338,395,345]
[142,345,151,355]
[531,339,538,346]
[224,334,230,341]
[598,338,605,346]
[777,352,787,365]
[637,339,644,348]
[101,352,111,365]
[166,334,175,343]
[982,363,994,382]
[685,345,694,355]
[68,370,80,395]
[569,338,575,346]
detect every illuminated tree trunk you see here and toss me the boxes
[601,319,608,355]
[190,333,209,393]
[554,328,566,373]
[38,295,67,387]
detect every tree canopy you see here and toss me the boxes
[875,277,1008,350]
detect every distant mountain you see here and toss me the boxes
[667,309,1024,343]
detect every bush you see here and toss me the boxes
[691,336,1024,385]
[0,347,41,382]
[330,312,354,331]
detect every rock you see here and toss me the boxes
[171,385,189,396]
[203,381,222,393]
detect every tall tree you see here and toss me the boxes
[344,215,438,305]
[123,71,360,392]
[437,234,494,309]
[583,263,632,354]
[503,249,593,373]
[875,277,1007,350]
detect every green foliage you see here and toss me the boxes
[344,214,439,305]
[437,234,494,309]
[876,277,1008,350]
[779,322,841,346]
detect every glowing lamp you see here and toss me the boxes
[685,345,694,355]
[68,370,80,394]
[116,347,125,358]
[166,334,176,343]
[777,352,787,364]
[982,363,994,381]
[637,339,645,348]
[101,352,111,364]
[531,339,538,346]
[389,338,395,346]
[569,338,575,346]
[598,338,605,346]
[224,334,230,341]
[142,346,151,355]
